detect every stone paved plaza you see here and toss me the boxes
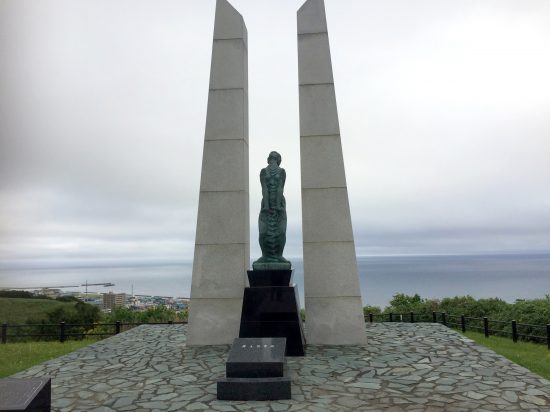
[12,323,550,411]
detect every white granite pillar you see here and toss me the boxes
[297,0,366,344]
[187,0,249,346]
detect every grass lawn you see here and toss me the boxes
[463,330,550,380]
[0,340,96,378]
[0,298,76,324]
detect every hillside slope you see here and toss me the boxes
[0,298,76,324]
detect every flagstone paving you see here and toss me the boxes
[12,323,550,411]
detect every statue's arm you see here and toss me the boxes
[277,169,286,209]
[260,168,269,210]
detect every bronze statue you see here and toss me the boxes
[253,151,291,270]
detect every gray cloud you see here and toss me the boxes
[1,0,549,269]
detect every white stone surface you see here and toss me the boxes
[298,33,333,85]
[191,244,248,299]
[300,135,347,189]
[199,140,247,192]
[299,84,340,136]
[213,0,245,40]
[195,190,248,245]
[188,0,248,346]
[204,89,246,141]
[187,298,243,345]
[305,296,367,344]
[298,0,365,345]
[244,85,249,141]
[297,0,328,35]
[209,39,247,90]
[301,188,354,243]
[303,241,360,297]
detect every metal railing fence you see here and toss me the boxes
[365,311,550,349]
[1,320,187,344]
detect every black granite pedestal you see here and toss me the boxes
[239,269,305,356]
[217,337,291,400]
[0,377,51,411]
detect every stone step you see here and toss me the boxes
[217,376,291,401]
[0,377,51,411]
[226,337,286,378]
[239,321,305,356]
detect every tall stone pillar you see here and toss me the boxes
[188,0,249,346]
[297,0,366,344]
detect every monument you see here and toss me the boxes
[297,0,366,344]
[239,152,305,356]
[187,0,249,346]
[217,152,301,400]
[189,0,364,348]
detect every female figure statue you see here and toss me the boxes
[253,151,291,270]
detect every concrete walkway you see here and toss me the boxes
[13,323,550,411]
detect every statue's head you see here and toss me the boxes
[267,151,282,166]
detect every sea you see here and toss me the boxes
[1,253,549,308]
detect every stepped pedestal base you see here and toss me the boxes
[225,337,286,378]
[239,270,305,356]
[217,377,291,401]
[217,337,291,401]
[217,269,304,400]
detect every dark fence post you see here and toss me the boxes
[483,317,489,337]
[389,313,393,322]
[60,321,66,343]
[441,312,446,326]
[461,315,466,333]
[1,323,7,344]
[512,320,517,343]
[368,313,373,323]
[115,321,121,334]
[432,312,437,323]
[547,324,550,350]
[410,312,414,323]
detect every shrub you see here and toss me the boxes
[0,291,51,299]
[363,305,382,316]
[379,293,550,342]
[20,301,102,341]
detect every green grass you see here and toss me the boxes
[0,298,76,324]
[463,330,550,380]
[0,340,95,377]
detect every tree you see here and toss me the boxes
[363,305,382,316]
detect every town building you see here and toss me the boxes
[103,292,126,310]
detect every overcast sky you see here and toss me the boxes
[1,0,549,267]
